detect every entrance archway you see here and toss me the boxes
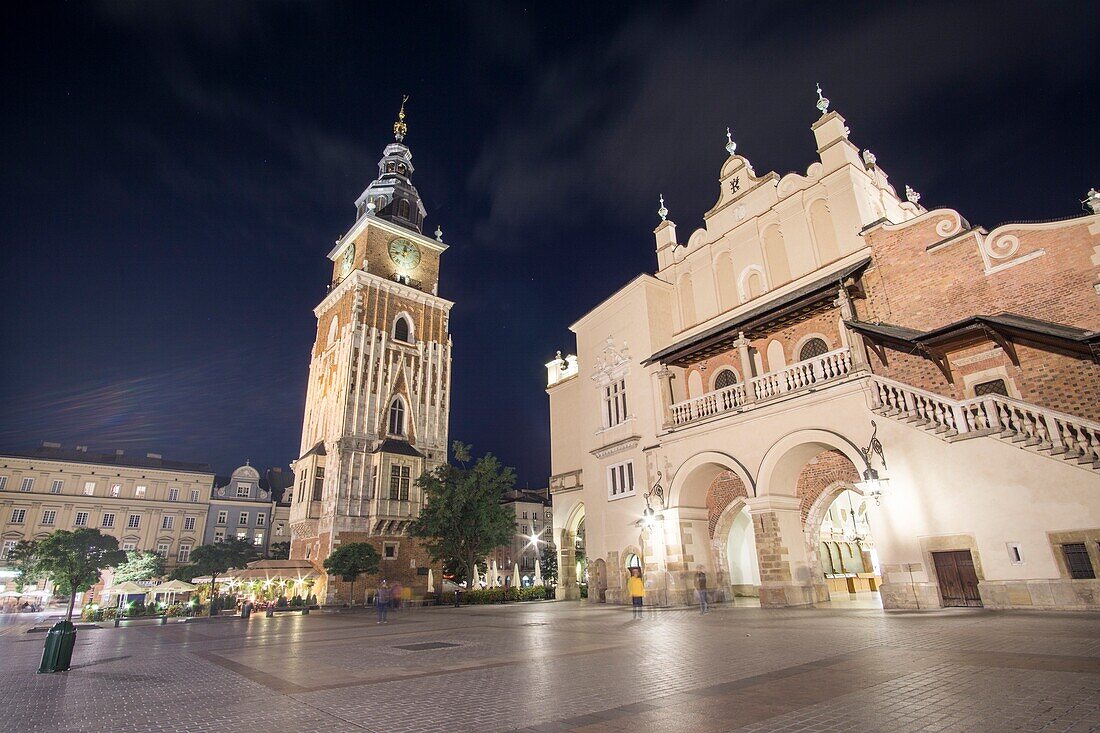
[557,503,585,600]
[725,506,761,594]
[805,482,881,601]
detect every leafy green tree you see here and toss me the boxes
[411,441,516,588]
[9,529,127,622]
[268,541,290,560]
[322,542,380,605]
[112,550,166,583]
[189,538,257,614]
[540,542,558,583]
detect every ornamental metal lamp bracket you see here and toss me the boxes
[640,471,666,527]
[855,420,890,505]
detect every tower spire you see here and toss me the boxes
[394,94,409,142]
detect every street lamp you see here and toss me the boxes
[854,420,890,505]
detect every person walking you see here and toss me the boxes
[695,566,709,614]
[375,580,390,624]
[627,567,645,620]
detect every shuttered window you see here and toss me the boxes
[1062,543,1096,580]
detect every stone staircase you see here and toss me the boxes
[868,375,1100,473]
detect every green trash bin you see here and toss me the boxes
[38,620,77,674]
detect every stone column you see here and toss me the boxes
[654,368,676,428]
[835,284,869,370]
[745,496,829,607]
[734,332,757,403]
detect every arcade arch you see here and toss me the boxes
[557,502,586,600]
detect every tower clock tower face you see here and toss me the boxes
[388,237,421,270]
[340,244,355,277]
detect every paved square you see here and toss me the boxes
[2,602,1098,733]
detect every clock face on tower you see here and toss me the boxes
[388,237,421,270]
[340,244,355,277]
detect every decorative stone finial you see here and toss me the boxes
[815,83,830,115]
[862,150,877,168]
[393,94,409,142]
[725,127,736,155]
[434,225,443,242]
[1084,188,1100,214]
[905,185,921,205]
[658,194,668,221]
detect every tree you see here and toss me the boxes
[410,441,516,588]
[540,542,558,584]
[112,550,166,583]
[188,538,257,614]
[322,542,380,605]
[9,529,127,622]
[268,541,290,560]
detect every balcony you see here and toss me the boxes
[669,347,856,427]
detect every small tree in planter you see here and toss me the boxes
[323,542,380,606]
[9,529,127,672]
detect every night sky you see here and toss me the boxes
[1,2,1096,484]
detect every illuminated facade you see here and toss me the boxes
[546,91,1100,611]
[287,104,452,602]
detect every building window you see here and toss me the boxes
[122,542,136,551]
[1007,543,1024,565]
[0,476,7,490]
[236,530,247,540]
[19,477,34,492]
[521,511,528,519]
[236,483,250,498]
[1063,543,1096,580]
[183,517,196,531]
[83,481,96,496]
[42,510,57,526]
[101,513,116,528]
[974,379,1009,397]
[389,465,410,501]
[256,513,266,526]
[388,398,406,436]
[603,379,628,427]
[110,484,121,497]
[156,542,170,558]
[275,523,284,536]
[606,460,636,500]
[190,489,200,502]
[397,198,410,219]
[135,485,146,498]
[216,510,228,525]
[393,315,411,342]
[214,529,225,542]
[162,516,174,530]
[312,467,325,502]
[74,511,89,527]
[50,480,63,494]
[383,542,398,559]
[178,545,191,563]
[386,161,396,173]
[238,512,248,526]
[127,514,141,529]
[168,488,179,501]
[799,338,829,361]
[2,540,18,559]
[714,369,738,390]
[253,532,264,546]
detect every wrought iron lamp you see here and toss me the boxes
[855,420,890,505]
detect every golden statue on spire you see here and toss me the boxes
[394,94,409,141]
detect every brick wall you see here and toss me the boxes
[705,471,749,538]
[795,450,860,525]
[324,533,443,604]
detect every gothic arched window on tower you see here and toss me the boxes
[388,398,406,437]
[397,198,410,219]
[393,315,411,343]
[397,163,406,175]
[386,161,396,173]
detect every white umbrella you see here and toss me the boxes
[534,558,544,586]
[489,560,497,588]
[512,563,521,589]
[427,568,435,594]
[471,564,480,589]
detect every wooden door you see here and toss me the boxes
[932,550,983,607]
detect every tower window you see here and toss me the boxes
[397,199,411,219]
[714,369,738,390]
[388,398,406,436]
[386,161,396,173]
[397,164,406,175]
[393,315,411,342]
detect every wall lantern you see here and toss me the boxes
[855,420,890,505]
[638,471,666,527]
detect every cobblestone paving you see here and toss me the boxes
[2,602,1098,733]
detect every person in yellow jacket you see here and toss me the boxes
[627,567,645,620]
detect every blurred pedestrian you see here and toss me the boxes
[627,567,645,620]
[376,580,390,624]
[695,566,709,614]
